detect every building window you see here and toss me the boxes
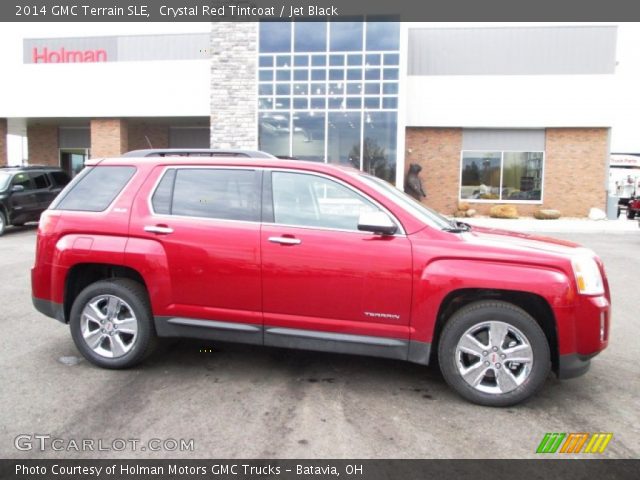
[460,151,544,202]
[258,20,400,185]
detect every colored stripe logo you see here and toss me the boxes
[536,433,612,454]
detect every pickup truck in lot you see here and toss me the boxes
[31,154,611,406]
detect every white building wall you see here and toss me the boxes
[405,22,640,154]
[0,22,211,119]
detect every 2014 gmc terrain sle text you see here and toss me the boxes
[31,154,610,406]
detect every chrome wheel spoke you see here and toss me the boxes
[457,333,487,358]
[105,296,121,320]
[495,367,519,393]
[488,322,509,349]
[460,362,489,387]
[503,344,533,364]
[84,328,104,350]
[114,317,138,335]
[87,302,107,323]
[109,335,127,357]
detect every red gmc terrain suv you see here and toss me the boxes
[31,155,611,406]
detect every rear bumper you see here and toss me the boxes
[32,296,65,323]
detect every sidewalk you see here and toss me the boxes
[464,216,639,234]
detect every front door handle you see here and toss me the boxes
[268,236,301,245]
[144,225,174,235]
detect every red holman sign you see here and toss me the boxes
[32,47,108,63]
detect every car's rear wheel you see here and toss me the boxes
[627,208,635,219]
[0,211,6,236]
[70,279,156,369]
[438,300,550,407]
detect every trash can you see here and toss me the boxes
[606,195,619,220]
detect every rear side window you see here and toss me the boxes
[55,166,136,212]
[50,171,71,187]
[152,168,259,222]
[30,171,51,189]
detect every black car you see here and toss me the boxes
[0,166,70,235]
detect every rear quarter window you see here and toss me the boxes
[53,166,136,212]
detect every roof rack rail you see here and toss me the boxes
[0,164,57,169]
[122,149,276,159]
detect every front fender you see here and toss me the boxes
[410,259,575,344]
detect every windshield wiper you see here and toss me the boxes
[443,220,471,233]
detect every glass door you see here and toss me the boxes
[59,149,88,177]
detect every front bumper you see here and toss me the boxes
[557,352,596,379]
[555,294,609,379]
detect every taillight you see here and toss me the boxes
[38,209,59,235]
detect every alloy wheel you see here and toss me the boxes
[80,294,139,358]
[455,320,534,395]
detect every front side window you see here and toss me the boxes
[11,172,33,191]
[271,171,379,231]
[158,168,260,222]
[460,151,543,202]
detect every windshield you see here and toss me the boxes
[357,173,454,230]
[0,172,11,191]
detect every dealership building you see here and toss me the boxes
[0,22,631,217]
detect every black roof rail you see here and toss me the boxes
[0,165,61,170]
[121,149,276,159]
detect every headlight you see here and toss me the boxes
[571,252,604,295]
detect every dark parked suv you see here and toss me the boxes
[32,155,610,406]
[0,166,70,235]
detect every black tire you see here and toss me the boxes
[70,278,157,369]
[438,300,550,407]
[0,211,5,236]
[627,209,635,220]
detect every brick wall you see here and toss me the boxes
[405,127,609,218]
[128,122,169,151]
[0,119,7,166]
[543,128,608,217]
[27,125,59,166]
[90,119,128,157]
[405,128,463,216]
[210,22,258,149]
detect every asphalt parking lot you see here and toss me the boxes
[0,226,638,459]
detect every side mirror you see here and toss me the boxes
[357,211,398,235]
[11,184,25,193]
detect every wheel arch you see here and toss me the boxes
[64,263,148,324]
[431,288,559,372]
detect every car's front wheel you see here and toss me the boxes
[438,300,550,407]
[70,279,157,369]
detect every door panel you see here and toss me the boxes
[261,171,413,340]
[129,167,262,326]
[261,225,413,336]
[8,172,37,223]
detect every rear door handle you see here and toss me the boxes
[144,225,174,235]
[268,236,301,245]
